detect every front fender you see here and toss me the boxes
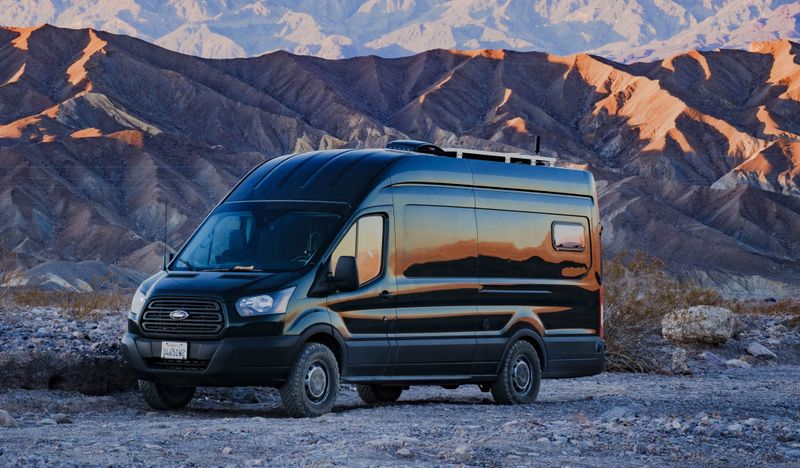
[284,316,349,373]
[284,307,331,336]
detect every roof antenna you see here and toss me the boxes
[535,135,541,155]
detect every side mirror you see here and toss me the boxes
[163,252,175,270]
[332,256,358,292]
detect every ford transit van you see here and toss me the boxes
[122,140,605,417]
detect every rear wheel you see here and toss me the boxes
[356,384,403,404]
[138,380,195,410]
[280,342,339,418]
[491,340,541,405]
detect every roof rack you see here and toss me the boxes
[385,139,556,167]
[441,147,556,167]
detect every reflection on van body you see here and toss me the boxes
[122,141,605,417]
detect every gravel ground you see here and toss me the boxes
[1,366,799,466]
[1,305,799,466]
[0,306,133,393]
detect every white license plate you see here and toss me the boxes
[160,341,188,360]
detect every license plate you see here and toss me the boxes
[160,341,188,360]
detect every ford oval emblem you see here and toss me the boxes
[170,310,189,320]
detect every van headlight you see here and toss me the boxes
[236,288,295,317]
[130,288,147,320]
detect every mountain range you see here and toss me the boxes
[0,24,799,296]
[0,1,798,62]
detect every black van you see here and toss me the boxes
[122,140,604,417]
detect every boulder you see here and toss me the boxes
[725,358,751,369]
[661,306,735,344]
[0,409,17,428]
[670,348,691,374]
[52,413,73,424]
[746,342,777,360]
[454,445,470,457]
[740,354,757,365]
[700,351,726,368]
[600,406,634,420]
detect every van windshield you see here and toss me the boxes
[171,201,345,272]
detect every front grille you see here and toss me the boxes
[140,298,224,337]
[146,358,210,371]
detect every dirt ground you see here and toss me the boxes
[1,365,799,467]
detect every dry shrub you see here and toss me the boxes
[723,298,800,318]
[14,289,131,320]
[603,251,722,372]
[722,298,800,331]
[13,273,131,319]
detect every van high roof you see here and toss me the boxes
[225,143,592,207]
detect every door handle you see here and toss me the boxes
[379,290,392,301]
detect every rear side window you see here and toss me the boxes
[402,205,477,278]
[476,209,589,279]
[552,222,586,251]
[330,215,385,286]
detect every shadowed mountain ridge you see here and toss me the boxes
[1,24,798,296]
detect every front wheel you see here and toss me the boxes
[138,380,195,410]
[491,340,541,405]
[280,342,339,418]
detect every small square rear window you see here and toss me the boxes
[552,222,586,251]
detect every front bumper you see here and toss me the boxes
[121,332,301,387]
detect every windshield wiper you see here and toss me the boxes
[201,266,265,272]
[173,257,198,271]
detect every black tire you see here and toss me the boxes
[491,340,541,405]
[356,384,403,404]
[138,380,195,410]
[280,342,339,418]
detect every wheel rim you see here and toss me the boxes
[512,356,532,394]
[304,361,329,403]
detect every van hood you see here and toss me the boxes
[138,269,307,302]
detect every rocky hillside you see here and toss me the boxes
[0,0,797,62]
[1,25,799,296]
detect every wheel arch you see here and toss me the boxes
[497,328,548,374]
[297,324,348,372]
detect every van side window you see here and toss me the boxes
[330,215,384,286]
[475,209,537,278]
[403,205,477,277]
[356,216,383,284]
[330,223,356,274]
[475,209,589,279]
[552,222,586,251]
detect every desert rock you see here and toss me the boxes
[725,359,752,369]
[662,306,735,345]
[0,409,17,428]
[747,342,777,360]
